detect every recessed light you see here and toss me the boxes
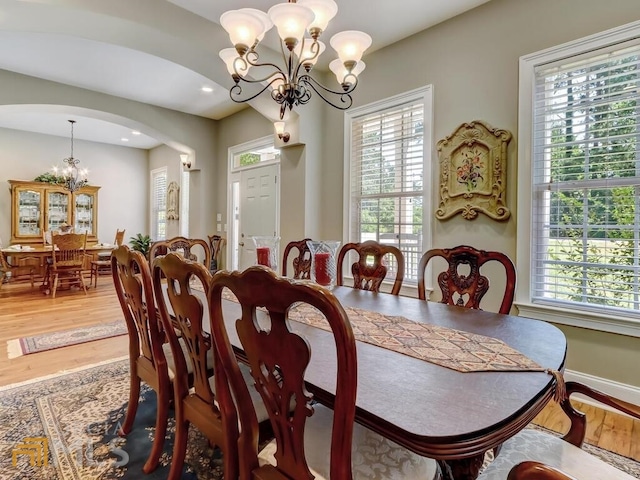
[131,130,141,135]
[201,86,214,93]
[121,138,129,142]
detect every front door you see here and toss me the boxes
[236,163,279,270]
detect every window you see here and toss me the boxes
[345,86,433,285]
[518,21,640,336]
[150,167,167,241]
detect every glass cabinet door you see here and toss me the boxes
[74,192,95,235]
[47,190,70,232]
[17,188,42,237]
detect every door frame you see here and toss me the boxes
[226,136,281,270]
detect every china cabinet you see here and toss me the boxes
[8,180,100,245]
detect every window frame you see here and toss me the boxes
[343,85,433,293]
[517,20,640,338]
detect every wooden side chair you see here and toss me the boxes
[336,240,405,295]
[207,234,226,272]
[149,236,211,269]
[0,249,36,290]
[281,238,312,279]
[479,382,640,480]
[417,245,516,314]
[90,228,125,287]
[50,232,87,298]
[152,253,271,480]
[111,245,179,474]
[207,266,436,480]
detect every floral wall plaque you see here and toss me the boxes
[435,120,512,221]
[167,181,179,220]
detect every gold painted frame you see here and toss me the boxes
[435,120,512,221]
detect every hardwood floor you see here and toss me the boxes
[0,275,638,463]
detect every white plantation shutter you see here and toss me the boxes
[531,40,640,314]
[151,168,167,241]
[348,88,431,284]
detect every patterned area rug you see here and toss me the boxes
[0,359,637,479]
[6,321,127,358]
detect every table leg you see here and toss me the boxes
[437,453,485,480]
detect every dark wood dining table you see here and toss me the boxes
[200,284,567,480]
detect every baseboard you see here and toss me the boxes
[564,369,640,410]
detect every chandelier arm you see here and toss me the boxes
[300,75,356,110]
[236,51,288,84]
[229,80,282,104]
[292,39,321,80]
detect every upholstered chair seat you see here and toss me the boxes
[479,428,636,480]
[258,404,438,479]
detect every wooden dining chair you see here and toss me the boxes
[90,228,125,287]
[149,236,211,269]
[281,238,312,279]
[111,245,178,474]
[479,381,640,480]
[207,234,226,272]
[152,253,271,480]
[336,240,405,295]
[207,266,436,480]
[50,232,88,298]
[0,250,36,290]
[417,245,516,314]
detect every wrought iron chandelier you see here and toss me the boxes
[53,120,89,193]
[218,0,371,119]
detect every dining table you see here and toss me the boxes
[189,283,567,480]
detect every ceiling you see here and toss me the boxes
[0,0,490,149]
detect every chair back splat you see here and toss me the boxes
[418,245,516,314]
[282,238,312,279]
[336,240,405,295]
[149,236,211,269]
[110,245,170,474]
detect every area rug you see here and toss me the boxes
[0,359,638,479]
[7,321,127,359]
[0,358,223,480]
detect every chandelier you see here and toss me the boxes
[53,120,89,193]
[218,0,371,119]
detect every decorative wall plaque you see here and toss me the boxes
[435,120,512,221]
[167,181,180,220]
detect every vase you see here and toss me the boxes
[307,240,341,287]
[252,236,280,271]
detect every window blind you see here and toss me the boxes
[151,168,167,241]
[350,99,424,282]
[532,41,640,314]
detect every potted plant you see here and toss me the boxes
[129,233,151,258]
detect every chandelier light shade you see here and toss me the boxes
[53,120,89,193]
[219,0,371,119]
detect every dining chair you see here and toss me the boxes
[207,265,437,480]
[149,236,211,269]
[50,232,87,298]
[281,237,312,279]
[152,253,272,480]
[90,228,125,287]
[336,240,405,295]
[111,245,178,474]
[207,234,226,272]
[417,245,516,314]
[0,249,36,290]
[479,381,640,479]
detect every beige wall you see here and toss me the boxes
[0,127,147,245]
[215,0,640,387]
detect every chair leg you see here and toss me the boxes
[143,385,170,473]
[167,411,189,480]
[79,270,87,295]
[52,274,59,298]
[119,374,141,436]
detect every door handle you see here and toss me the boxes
[239,242,245,247]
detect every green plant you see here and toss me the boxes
[129,233,151,257]
[34,172,65,185]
